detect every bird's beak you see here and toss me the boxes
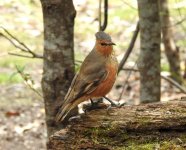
[111,42,116,45]
[108,42,116,45]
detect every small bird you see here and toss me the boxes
[56,31,118,122]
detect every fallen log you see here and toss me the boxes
[48,100,186,150]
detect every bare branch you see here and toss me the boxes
[117,62,137,101]
[173,17,186,26]
[0,32,27,52]
[121,67,138,72]
[121,0,137,10]
[16,65,43,98]
[8,52,36,58]
[161,74,186,94]
[118,21,139,73]
[162,17,186,28]
[0,26,43,59]
[119,67,186,94]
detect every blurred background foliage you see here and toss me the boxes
[0,0,186,84]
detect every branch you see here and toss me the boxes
[118,21,139,73]
[120,67,186,94]
[118,63,137,101]
[8,53,37,58]
[162,17,186,29]
[161,74,186,94]
[16,65,43,98]
[0,26,43,59]
[121,0,137,10]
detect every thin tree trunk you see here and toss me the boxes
[40,0,77,137]
[159,0,182,84]
[137,0,161,103]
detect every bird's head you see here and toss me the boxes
[95,31,115,56]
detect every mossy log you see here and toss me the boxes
[48,100,186,150]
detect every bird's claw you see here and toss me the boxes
[68,115,81,122]
[107,101,126,115]
[83,98,107,114]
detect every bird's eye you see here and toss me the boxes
[100,43,107,46]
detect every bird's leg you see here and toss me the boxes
[90,98,103,106]
[83,98,106,113]
[103,96,125,115]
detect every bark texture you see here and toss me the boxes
[48,100,186,150]
[159,0,182,84]
[40,0,77,136]
[137,0,161,103]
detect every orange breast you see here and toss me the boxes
[89,64,117,97]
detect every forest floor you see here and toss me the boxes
[0,0,186,150]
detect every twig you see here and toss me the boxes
[118,21,139,73]
[117,62,137,101]
[75,60,83,64]
[175,0,186,36]
[16,66,43,98]
[121,68,138,72]
[0,26,43,59]
[162,17,186,28]
[8,53,37,58]
[121,0,137,10]
[161,74,186,94]
[119,67,186,94]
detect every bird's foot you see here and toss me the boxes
[106,101,126,115]
[68,115,81,122]
[104,96,121,107]
[83,98,107,114]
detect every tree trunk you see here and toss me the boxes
[159,0,182,84]
[40,0,77,137]
[137,0,161,103]
[48,100,186,149]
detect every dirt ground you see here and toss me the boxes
[0,83,46,150]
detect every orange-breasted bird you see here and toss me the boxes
[56,31,118,122]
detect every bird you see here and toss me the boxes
[55,31,118,122]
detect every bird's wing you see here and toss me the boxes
[55,64,107,122]
[73,69,108,100]
[64,65,108,104]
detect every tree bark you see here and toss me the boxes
[40,0,77,137]
[48,100,186,150]
[137,0,161,103]
[159,0,182,84]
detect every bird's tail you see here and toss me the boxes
[55,103,72,122]
[55,96,85,122]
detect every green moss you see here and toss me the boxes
[180,135,186,143]
[116,143,156,150]
[136,116,152,126]
[83,123,129,146]
[160,141,184,150]
[83,124,186,150]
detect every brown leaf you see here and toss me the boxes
[5,111,20,117]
